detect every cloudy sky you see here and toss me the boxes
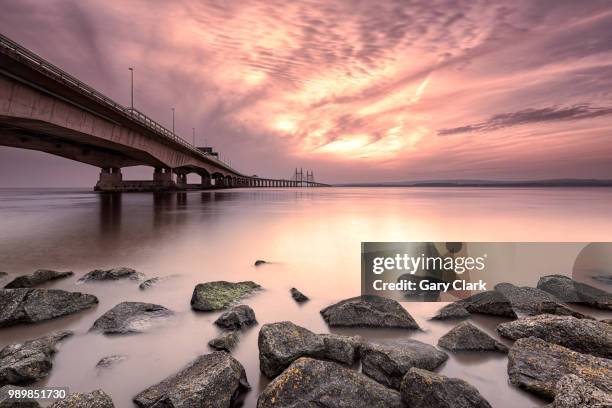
[1,0,612,185]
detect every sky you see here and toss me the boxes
[1,0,612,186]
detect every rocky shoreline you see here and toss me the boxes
[0,269,610,407]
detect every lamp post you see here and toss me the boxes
[192,128,196,146]
[128,67,134,110]
[171,108,175,134]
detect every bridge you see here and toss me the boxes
[0,33,328,191]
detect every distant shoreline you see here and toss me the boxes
[334,179,612,188]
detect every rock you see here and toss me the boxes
[319,334,362,365]
[139,278,160,290]
[214,305,257,330]
[591,274,612,285]
[507,337,612,399]
[257,357,403,408]
[497,314,612,359]
[0,289,98,328]
[48,390,114,408]
[431,303,471,320]
[360,339,448,390]
[90,302,173,335]
[208,331,239,352]
[258,321,326,378]
[4,270,73,288]
[0,331,72,386]
[0,385,41,407]
[133,351,249,408]
[495,283,589,318]
[602,318,612,325]
[400,367,492,408]
[459,291,516,318]
[438,322,508,353]
[191,281,261,311]
[0,272,7,279]
[254,260,267,266]
[320,295,420,329]
[96,355,127,369]
[546,374,612,408]
[79,267,143,282]
[290,287,308,302]
[537,274,612,310]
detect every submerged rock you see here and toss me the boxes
[537,274,612,310]
[507,337,612,399]
[79,267,143,282]
[5,270,73,288]
[438,322,508,353]
[0,288,98,328]
[497,314,612,359]
[48,390,114,408]
[139,278,160,290]
[191,281,261,311]
[133,351,249,408]
[0,272,7,279]
[400,367,492,408]
[546,374,612,408]
[290,287,309,303]
[0,331,72,386]
[591,274,612,285]
[208,331,239,352]
[431,303,471,320]
[96,355,127,369]
[459,291,516,318]
[214,305,257,330]
[494,283,588,318]
[257,357,403,408]
[0,385,41,407]
[360,339,448,390]
[90,302,173,335]
[320,295,420,329]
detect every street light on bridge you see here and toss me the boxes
[128,67,134,110]
[192,128,196,146]
[171,107,175,134]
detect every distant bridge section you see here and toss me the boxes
[0,33,327,191]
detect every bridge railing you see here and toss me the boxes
[0,33,240,175]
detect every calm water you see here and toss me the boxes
[1,187,612,407]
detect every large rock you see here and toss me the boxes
[319,333,362,365]
[431,303,471,320]
[214,305,257,330]
[320,295,420,329]
[290,287,309,303]
[507,337,612,399]
[190,281,261,311]
[0,331,72,386]
[79,267,143,282]
[133,351,249,408]
[400,367,492,408]
[438,322,508,353]
[257,357,403,408]
[5,270,73,288]
[0,289,98,328]
[546,374,612,408]
[208,331,239,352]
[48,390,114,408]
[90,302,173,335]
[498,314,612,359]
[459,291,516,318]
[494,283,588,318]
[537,274,612,310]
[0,385,41,407]
[360,339,448,390]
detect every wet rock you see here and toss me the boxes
[602,318,612,325]
[258,321,326,378]
[537,274,612,310]
[96,355,127,369]
[497,314,612,359]
[0,272,7,279]
[48,390,114,408]
[431,303,471,320]
[459,291,516,318]
[133,351,250,408]
[0,331,72,386]
[320,295,420,329]
[290,287,308,303]
[254,260,267,266]
[90,302,173,335]
[208,331,239,352]
[400,367,492,408]
[257,357,403,408]
[214,305,257,330]
[494,283,589,318]
[438,322,508,353]
[5,270,73,289]
[360,339,448,390]
[0,289,98,328]
[0,385,41,407]
[191,281,261,311]
[507,337,612,399]
[79,267,143,282]
[592,274,612,285]
[139,278,160,290]
[546,374,612,408]
[319,333,362,365]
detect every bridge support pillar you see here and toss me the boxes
[94,167,123,191]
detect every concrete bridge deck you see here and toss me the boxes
[0,33,327,191]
